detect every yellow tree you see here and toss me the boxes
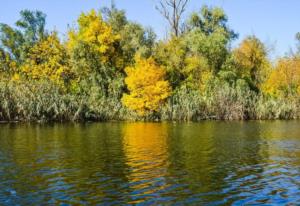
[263,57,300,97]
[122,57,171,116]
[233,35,270,88]
[67,9,121,70]
[21,32,72,88]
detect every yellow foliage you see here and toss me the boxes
[11,73,20,81]
[262,57,300,97]
[184,55,210,88]
[156,37,187,70]
[122,57,171,116]
[233,36,270,87]
[0,52,18,80]
[21,33,72,88]
[67,9,120,65]
[199,70,214,93]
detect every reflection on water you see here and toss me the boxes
[1,121,300,205]
[122,123,169,204]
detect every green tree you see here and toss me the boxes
[101,4,156,66]
[185,6,237,73]
[0,10,47,63]
[187,5,237,40]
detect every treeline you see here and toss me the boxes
[1,2,300,122]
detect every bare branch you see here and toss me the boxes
[155,0,190,37]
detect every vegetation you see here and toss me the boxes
[1,3,300,122]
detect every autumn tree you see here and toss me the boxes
[156,0,190,36]
[67,9,123,97]
[21,32,72,88]
[263,56,300,97]
[0,48,18,79]
[67,9,120,68]
[155,36,188,88]
[122,57,171,116]
[233,35,270,89]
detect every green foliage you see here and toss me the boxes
[101,4,156,66]
[186,28,230,73]
[154,36,188,88]
[187,5,237,40]
[0,10,47,63]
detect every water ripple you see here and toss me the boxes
[1,122,300,205]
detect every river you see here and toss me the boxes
[1,121,300,205]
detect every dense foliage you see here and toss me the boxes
[1,4,300,122]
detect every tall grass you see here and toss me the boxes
[1,80,300,122]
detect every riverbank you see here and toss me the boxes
[1,80,299,122]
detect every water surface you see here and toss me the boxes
[1,121,300,205]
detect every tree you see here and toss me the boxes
[184,6,237,74]
[233,35,270,88]
[15,10,47,43]
[187,5,237,40]
[101,4,156,66]
[263,56,300,97]
[186,27,230,74]
[154,36,188,88]
[67,9,123,96]
[21,32,72,88]
[155,0,190,36]
[122,56,171,116]
[0,10,47,63]
[67,9,120,68]
[155,36,209,89]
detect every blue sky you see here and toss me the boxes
[0,0,299,57]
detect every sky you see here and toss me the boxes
[0,0,299,58]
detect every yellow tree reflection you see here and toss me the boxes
[122,122,169,203]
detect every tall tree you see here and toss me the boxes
[187,5,237,40]
[183,6,237,74]
[67,9,122,96]
[155,0,189,37]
